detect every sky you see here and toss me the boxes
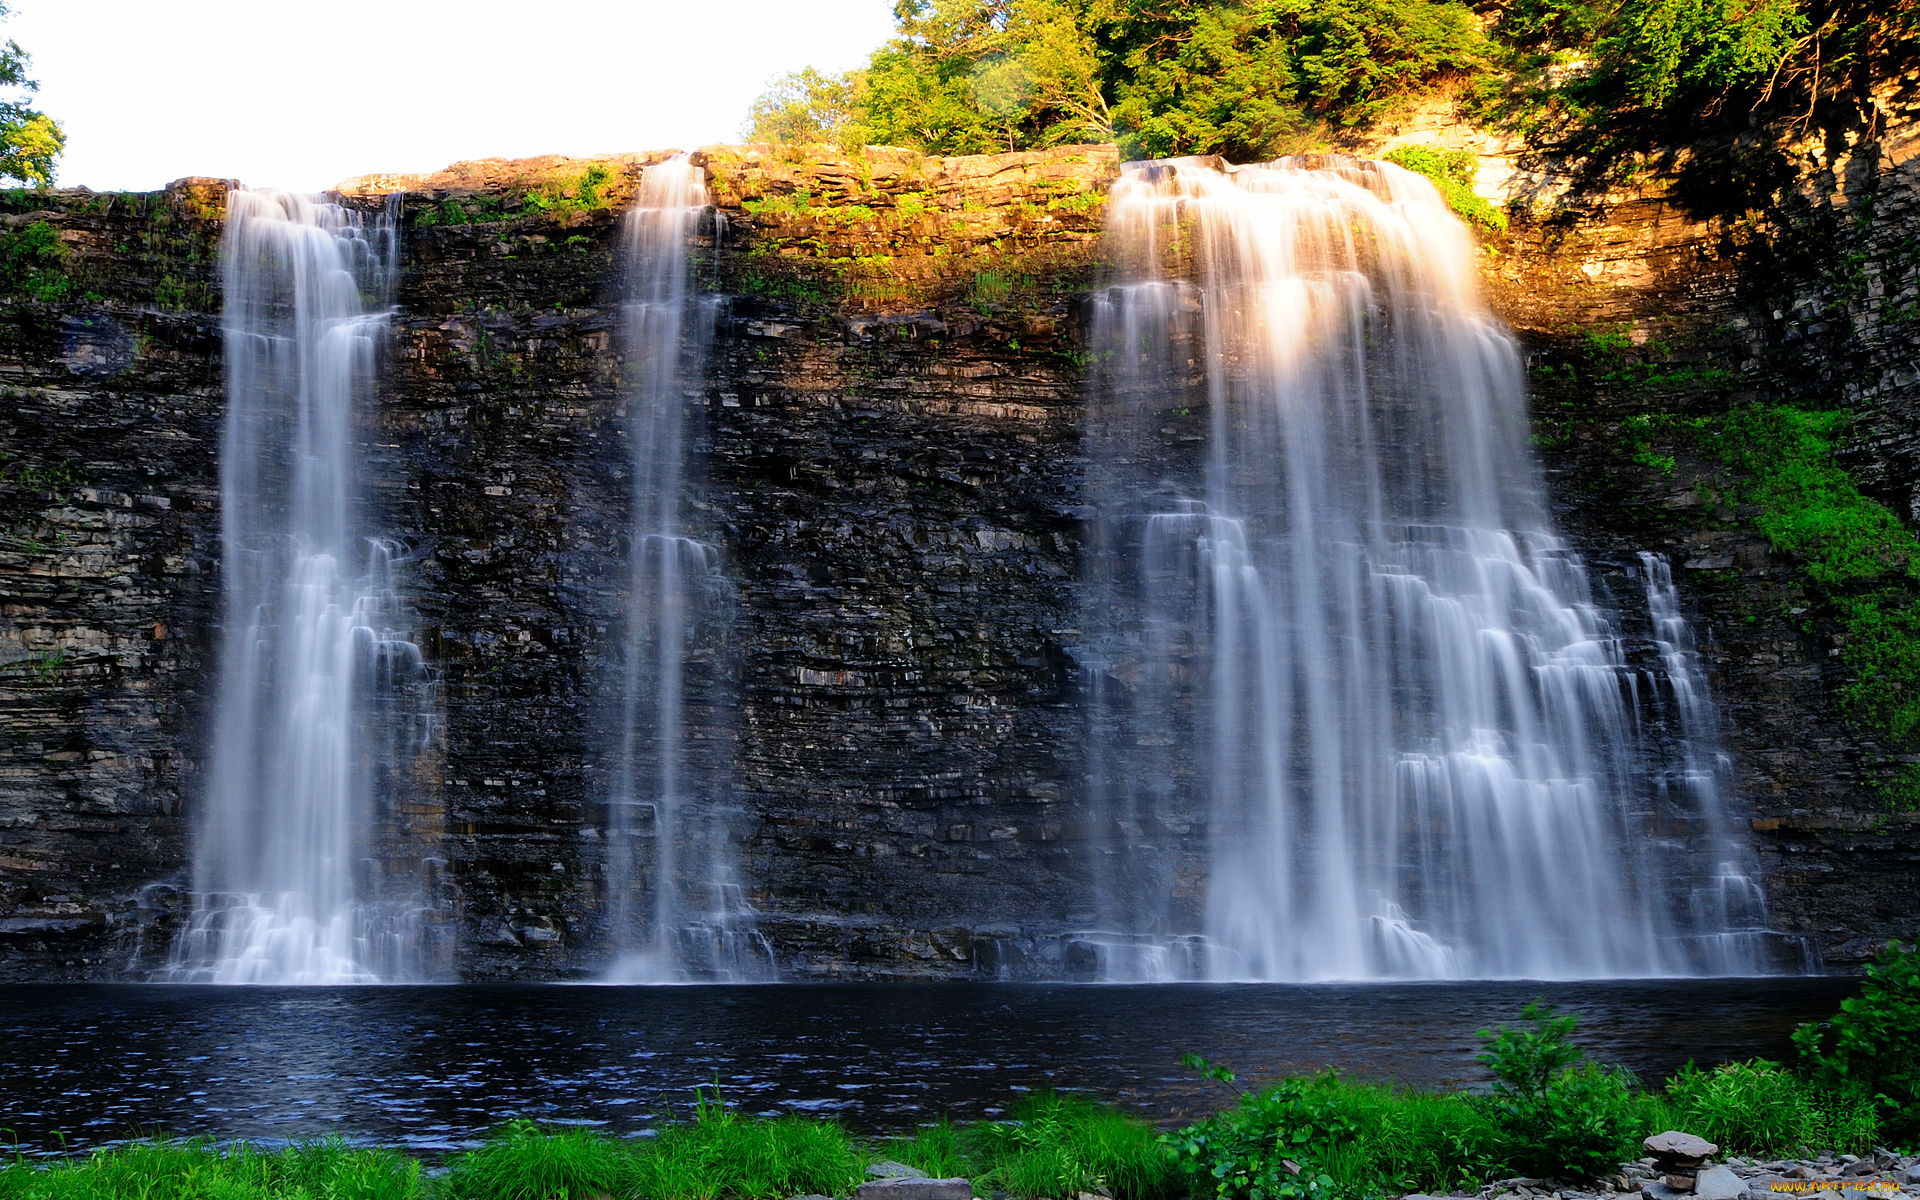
[5,0,899,194]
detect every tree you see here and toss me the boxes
[0,1,63,187]
[743,68,860,146]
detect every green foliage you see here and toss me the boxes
[1618,414,1676,474]
[438,1099,867,1200]
[1592,0,1807,111]
[1382,145,1506,231]
[1794,942,1920,1146]
[817,0,1487,161]
[975,1093,1175,1200]
[745,68,860,145]
[0,2,62,187]
[440,1122,628,1200]
[1654,1060,1880,1157]
[0,220,66,300]
[1476,1002,1639,1181]
[885,1119,973,1181]
[1695,407,1920,748]
[0,1138,419,1200]
[1164,1067,1500,1200]
[632,1092,867,1200]
[520,165,617,216]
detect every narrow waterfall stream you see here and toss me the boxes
[1082,157,1780,981]
[605,156,770,982]
[167,190,433,984]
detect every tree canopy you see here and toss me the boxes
[742,0,1888,163]
[0,1,63,187]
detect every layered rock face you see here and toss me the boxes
[1,118,1915,978]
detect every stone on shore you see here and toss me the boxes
[1694,1166,1743,1200]
[854,1178,973,1200]
[868,1163,932,1181]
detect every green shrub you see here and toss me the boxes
[1795,942,1920,1147]
[1476,1002,1638,1181]
[0,220,66,300]
[1382,146,1507,231]
[1162,1068,1498,1200]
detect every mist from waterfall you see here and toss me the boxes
[605,156,771,983]
[167,190,433,985]
[1081,156,1780,981]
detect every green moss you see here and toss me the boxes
[1694,406,1920,755]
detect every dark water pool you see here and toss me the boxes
[0,979,1853,1155]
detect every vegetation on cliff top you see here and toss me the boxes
[0,1,61,187]
[4,968,1915,1199]
[739,0,1898,164]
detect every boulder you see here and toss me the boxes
[1646,1133,1720,1166]
[1695,1166,1744,1200]
[1643,1182,1691,1200]
[868,1164,932,1181]
[854,1178,972,1200]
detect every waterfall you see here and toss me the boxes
[605,156,771,982]
[1082,156,1778,981]
[167,190,434,985]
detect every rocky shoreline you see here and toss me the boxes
[1433,1151,1920,1200]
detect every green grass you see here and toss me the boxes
[440,1123,626,1200]
[885,1093,1175,1200]
[1648,1060,1880,1157]
[438,1095,866,1200]
[0,1138,420,1200]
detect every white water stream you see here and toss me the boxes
[167,190,432,984]
[1082,157,1780,980]
[605,157,771,982]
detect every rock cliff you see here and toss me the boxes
[1,113,1914,978]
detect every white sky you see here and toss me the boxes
[6,0,897,194]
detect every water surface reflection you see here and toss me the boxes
[0,980,1849,1155]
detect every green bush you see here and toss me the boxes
[1795,942,1920,1147]
[1164,1068,1500,1200]
[1655,1059,1879,1157]
[1476,1002,1638,1181]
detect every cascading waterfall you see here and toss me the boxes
[605,156,771,982]
[167,190,433,985]
[1082,156,1780,981]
